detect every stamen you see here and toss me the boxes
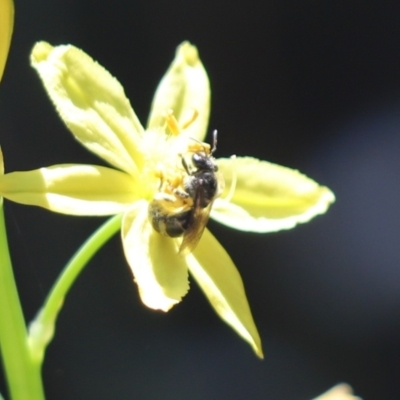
[164,109,181,136]
[163,108,199,137]
[224,155,237,202]
[181,108,199,129]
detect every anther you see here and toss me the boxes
[164,110,181,136]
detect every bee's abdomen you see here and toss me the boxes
[148,200,191,238]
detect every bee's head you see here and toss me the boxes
[192,152,218,172]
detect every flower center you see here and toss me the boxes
[146,118,224,253]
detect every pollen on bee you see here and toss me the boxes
[153,162,189,201]
[148,163,193,239]
[187,141,210,154]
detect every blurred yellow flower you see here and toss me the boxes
[312,384,362,400]
[0,41,334,358]
[0,0,14,83]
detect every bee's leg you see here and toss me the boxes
[173,187,190,199]
[158,176,164,191]
[153,192,176,203]
[154,166,166,191]
[181,155,191,175]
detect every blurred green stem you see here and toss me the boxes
[0,209,122,399]
[0,205,45,400]
[28,214,122,364]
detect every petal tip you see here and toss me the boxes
[323,186,336,203]
[255,346,264,359]
[313,383,361,400]
[319,186,336,213]
[31,41,53,65]
[177,41,199,67]
[139,287,182,312]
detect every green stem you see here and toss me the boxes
[28,214,122,364]
[0,204,45,400]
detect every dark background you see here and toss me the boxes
[1,1,400,399]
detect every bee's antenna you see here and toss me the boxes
[211,130,218,154]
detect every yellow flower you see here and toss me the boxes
[0,41,334,358]
[0,0,14,84]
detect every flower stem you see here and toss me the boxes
[28,214,122,364]
[0,204,45,400]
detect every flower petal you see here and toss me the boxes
[0,146,4,175]
[187,229,263,358]
[122,200,189,311]
[212,157,335,232]
[0,0,14,83]
[0,164,137,215]
[31,42,144,176]
[147,42,210,141]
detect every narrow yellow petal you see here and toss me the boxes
[212,157,335,232]
[0,147,3,206]
[0,164,137,215]
[0,146,4,175]
[121,201,189,311]
[147,42,210,141]
[0,0,13,83]
[312,384,362,400]
[187,229,263,358]
[31,42,145,176]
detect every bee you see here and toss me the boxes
[179,130,223,254]
[148,130,223,254]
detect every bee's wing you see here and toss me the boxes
[179,184,213,255]
[178,204,212,255]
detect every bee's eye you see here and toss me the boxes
[192,153,204,168]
